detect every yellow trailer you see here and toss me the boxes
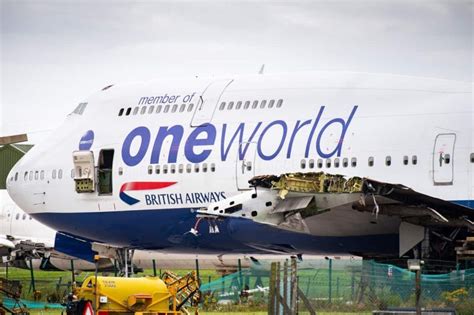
[65,272,200,315]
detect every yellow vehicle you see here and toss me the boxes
[65,272,200,315]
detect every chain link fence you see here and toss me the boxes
[200,259,474,313]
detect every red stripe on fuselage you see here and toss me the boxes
[120,181,177,192]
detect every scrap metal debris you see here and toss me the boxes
[249,172,364,199]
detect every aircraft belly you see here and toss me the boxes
[33,208,398,256]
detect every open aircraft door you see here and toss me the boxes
[236,142,257,190]
[433,133,456,185]
[191,79,233,127]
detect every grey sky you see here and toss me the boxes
[1,0,472,143]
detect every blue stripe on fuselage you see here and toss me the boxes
[451,200,474,209]
[33,208,398,256]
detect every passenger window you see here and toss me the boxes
[172,104,178,113]
[343,158,348,168]
[202,163,208,172]
[309,159,314,169]
[300,159,306,169]
[326,159,331,168]
[412,155,418,165]
[41,170,45,180]
[170,164,176,174]
[164,105,170,113]
[219,102,226,110]
[244,101,251,109]
[268,100,275,108]
[155,165,160,174]
[317,159,323,168]
[24,172,28,181]
[227,102,234,110]
[187,104,194,112]
[210,163,216,172]
[118,167,123,176]
[148,106,155,114]
[163,165,168,174]
[118,108,124,116]
[385,156,391,166]
[22,214,26,220]
[58,169,63,179]
[52,169,56,179]
[246,161,252,171]
[35,171,39,180]
[133,107,139,115]
[334,158,340,168]
[179,104,186,112]
[15,213,19,220]
[403,156,409,165]
[260,100,267,108]
[236,101,242,110]
[14,172,18,181]
[70,169,74,178]
[252,101,258,109]
[351,157,357,167]
[140,107,147,115]
[126,108,131,116]
[186,164,192,173]
[178,164,184,173]
[471,153,474,163]
[156,105,162,113]
[148,166,153,174]
[194,164,200,173]
[368,157,374,167]
[276,99,283,108]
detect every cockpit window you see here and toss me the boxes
[71,102,88,115]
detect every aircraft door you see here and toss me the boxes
[433,133,456,185]
[236,142,257,190]
[191,79,233,127]
[98,149,114,195]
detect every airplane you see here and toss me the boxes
[2,189,329,272]
[5,71,473,270]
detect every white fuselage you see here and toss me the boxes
[6,72,473,256]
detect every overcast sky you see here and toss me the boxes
[1,0,472,144]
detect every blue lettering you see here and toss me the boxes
[150,125,184,164]
[185,125,216,163]
[220,122,262,161]
[304,106,325,158]
[287,119,312,158]
[257,120,287,160]
[122,126,150,166]
[316,105,358,158]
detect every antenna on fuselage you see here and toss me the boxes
[258,64,265,75]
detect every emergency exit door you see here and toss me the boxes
[191,79,233,127]
[433,133,456,185]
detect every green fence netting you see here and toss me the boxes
[3,297,64,309]
[200,259,474,310]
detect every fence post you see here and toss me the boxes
[268,262,276,315]
[328,258,332,304]
[238,258,243,291]
[276,262,281,314]
[291,257,297,315]
[283,260,288,312]
[152,259,157,277]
